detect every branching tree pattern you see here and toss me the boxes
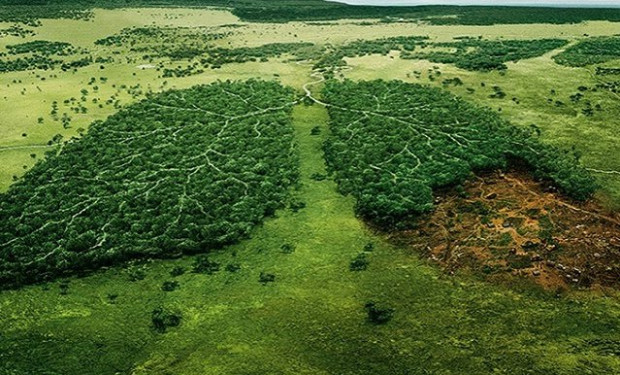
[322,80,595,229]
[0,79,300,288]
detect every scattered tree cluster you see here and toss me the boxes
[6,40,76,56]
[596,80,620,94]
[313,36,429,70]
[406,39,568,71]
[0,24,35,38]
[94,26,313,73]
[162,63,204,78]
[94,26,232,60]
[0,40,91,73]
[313,37,565,72]
[554,37,620,67]
[0,79,300,288]
[0,4,92,26]
[0,55,60,73]
[595,67,620,75]
[200,42,314,68]
[322,80,595,229]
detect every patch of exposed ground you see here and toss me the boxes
[393,170,620,291]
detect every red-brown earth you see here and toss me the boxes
[391,170,620,291]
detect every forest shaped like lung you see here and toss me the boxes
[0,79,300,288]
[322,79,596,229]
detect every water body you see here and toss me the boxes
[328,0,620,8]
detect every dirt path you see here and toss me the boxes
[0,144,54,152]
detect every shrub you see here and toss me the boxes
[151,307,181,333]
[349,253,369,271]
[192,256,220,275]
[364,302,394,324]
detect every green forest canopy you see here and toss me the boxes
[0,79,300,288]
[553,37,620,67]
[322,79,595,229]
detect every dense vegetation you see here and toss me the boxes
[231,2,620,25]
[322,80,595,229]
[94,26,232,58]
[407,39,568,71]
[596,67,620,75]
[0,2,91,25]
[0,54,60,72]
[0,24,35,38]
[6,40,74,55]
[313,37,566,72]
[4,1,620,25]
[0,79,300,288]
[553,37,620,67]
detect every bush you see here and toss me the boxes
[169,266,185,277]
[161,280,179,292]
[364,302,394,324]
[192,256,220,275]
[349,253,369,271]
[151,307,181,333]
[259,272,276,284]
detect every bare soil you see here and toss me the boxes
[392,170,620,291]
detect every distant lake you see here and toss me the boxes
[327,0,620,8]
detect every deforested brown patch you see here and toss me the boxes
[392,170,620,291]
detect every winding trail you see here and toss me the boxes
[586,167,620,176]
[0,144,54,152]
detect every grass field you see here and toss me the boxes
[1,6,619,374]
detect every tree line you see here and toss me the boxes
[313,37,566,72]
[5,1,620,26]
[0,39,92,73]
[406,39,568,71]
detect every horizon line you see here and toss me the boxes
[326,1,620,9]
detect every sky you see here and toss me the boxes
[328,0,620,7]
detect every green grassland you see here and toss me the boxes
[1,6,619,375]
